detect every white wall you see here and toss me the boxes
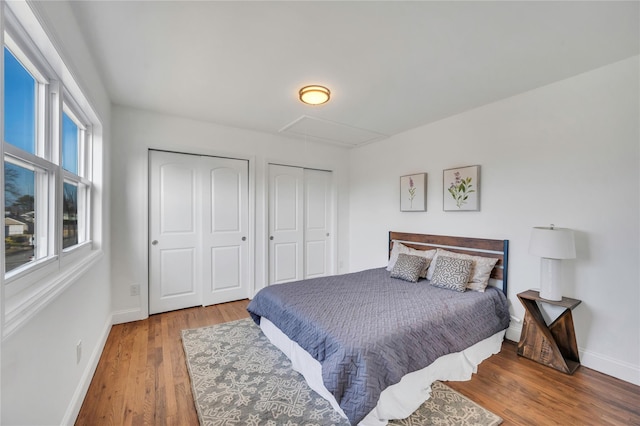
[110,106,350,322]
[348,57,639,385]
[1,1,112,425]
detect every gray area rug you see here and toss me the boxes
[182,318,502,426]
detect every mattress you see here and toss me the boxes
[261,317,505,425]
[247,267,510,424]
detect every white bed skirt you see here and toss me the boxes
[260,317,505,426]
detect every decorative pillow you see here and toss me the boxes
[407,247,436,278]
[426,248,499,291]
[390,253,428,283]
[387,242,436,278]
[430,256,473,292]
[387,241,410,271]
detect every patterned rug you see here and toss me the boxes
[182,318,502,426]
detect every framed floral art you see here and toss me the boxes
[443,165,480,211]
[400,173,427,211]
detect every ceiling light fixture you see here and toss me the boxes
[299,85,330,105]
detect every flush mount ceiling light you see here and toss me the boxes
[299,85,330,105]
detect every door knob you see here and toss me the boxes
[242,236,246,241]
[269,236,274,240]
[151,240,158,246]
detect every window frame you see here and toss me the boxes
[60,97,92,256]
[3,38,58,284]
[1,2,102,339]
[3,151,55,272]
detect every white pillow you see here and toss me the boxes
[426,248,499,291]
[387,241,410,271]
[387,242,436,278]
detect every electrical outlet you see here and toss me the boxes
[76,340,82,364]
[130,284,140,296]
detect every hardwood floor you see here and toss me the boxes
[76,300,640,426]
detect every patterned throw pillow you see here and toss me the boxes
[390,253,428,283]
[407,247,436,278]
[430,256,473,292]
[426,248,499,291]
[387,241,436,278]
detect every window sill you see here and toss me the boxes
[3,248,104,340]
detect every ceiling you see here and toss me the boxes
[69,1,639,148]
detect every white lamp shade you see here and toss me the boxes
[529,227,576,259]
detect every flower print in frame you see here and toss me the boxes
[443,165,480,211]
[400,173,427,211]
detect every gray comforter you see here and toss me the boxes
[247,267,510,425]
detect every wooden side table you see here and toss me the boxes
[516,290,581,374]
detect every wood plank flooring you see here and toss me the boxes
[76,300,640,425]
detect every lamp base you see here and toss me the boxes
[539,258,562,301]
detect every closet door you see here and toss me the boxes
[268,164,304,285]
[149,151,202,314]
[304,169,332,279]
[268,164,334,285]
[201,156,250,306]
[149,151,249,314]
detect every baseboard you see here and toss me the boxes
[61,314,113,425]
[505,322,522,343]
[112,307,146,325]
[580,348,640,386]
[504,321,639,386]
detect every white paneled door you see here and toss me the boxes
[304,169,332,279]
[149,151,249,314]
[201,156,249,306]
[268,164,304,285]
[268,164,332,285]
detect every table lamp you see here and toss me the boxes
[529,225,576,301]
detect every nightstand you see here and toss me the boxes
[516,290,581,374]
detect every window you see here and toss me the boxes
[62,111,78,174]
[4,160,35,272]
[3,43,53,275]
[62,181,77,248]
[1,1,101,335]
[4,46,35,154]
[3,36,93,275]
[61,105,90,251]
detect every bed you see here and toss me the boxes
[247,232,510,425]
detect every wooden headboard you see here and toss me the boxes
[388,231,509,296]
